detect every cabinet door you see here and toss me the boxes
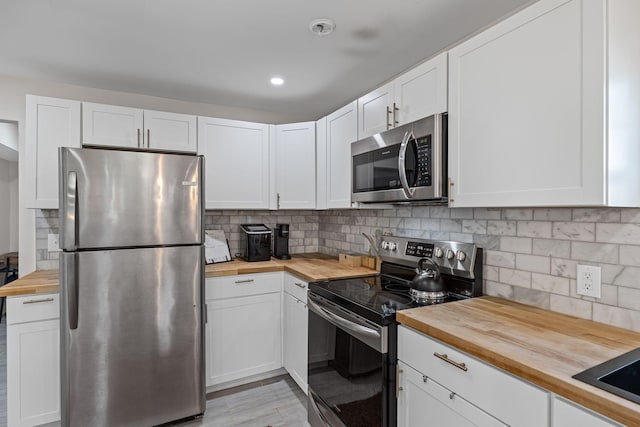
[325,101,358,209]
[398,362,506,427]
[272,122,316,209]
[198,117,270,209]
[25,96,81,209]
[7,319,60,427]
[206,292,281,385]
[358,82,394,138]
[82,102,144,148]
[448,0,606,207]
[394,52,448,125]
[315,116,328,210]
[143,109,197,153]
[283,292,308,394]
[553,397,621,427]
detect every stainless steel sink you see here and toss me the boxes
[573,347,640,404]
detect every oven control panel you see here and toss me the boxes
[405,241,433,258]
[378,236,478,279]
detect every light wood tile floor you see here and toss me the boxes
[183,375,310,427]
[0,316,307,427]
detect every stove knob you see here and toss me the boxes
[381,241,389,250]
[433,247,444,258]
[456,250,467,262]
[388,242,397,252]
[445,249,455,260]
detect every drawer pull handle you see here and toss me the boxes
[234,279,254,284]
[23,298,55,305]
[396,366,403,398]
[434,352,468,372]
[294,282,306,289]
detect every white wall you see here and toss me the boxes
[0,158,18,254]
[9,160,18,251]
[0,73,301,276]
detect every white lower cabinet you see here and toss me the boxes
[398,361,506,427]
[283,279,308,394]
[7,294,61,427]
[205,273,282,387]
[398,326,548,427]
[552,396,621,427]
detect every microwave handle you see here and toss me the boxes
[398,130,415,199]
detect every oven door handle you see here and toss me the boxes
[308,293,387,354]
[398,130,415,199]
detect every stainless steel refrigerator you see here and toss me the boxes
[59,147,205,427]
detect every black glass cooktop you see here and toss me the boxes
[310,275,463,325]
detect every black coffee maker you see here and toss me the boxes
[273,224,291,260]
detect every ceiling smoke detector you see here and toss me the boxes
[309,19,336,37]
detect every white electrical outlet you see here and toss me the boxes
[47,233,60,252]
[577,264,601,298]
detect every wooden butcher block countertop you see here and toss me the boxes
[0,254,377,297]
[0,269,59,296]
[396,296,640,426]
[205,253,378,282]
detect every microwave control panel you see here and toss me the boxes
[415,135,432,187]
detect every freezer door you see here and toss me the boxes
[59,147,203,250]
[60,246,205,427]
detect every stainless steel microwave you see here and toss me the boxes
[351,113,447,204]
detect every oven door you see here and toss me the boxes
[307,292,390,427]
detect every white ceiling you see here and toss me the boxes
[0,0,533,121]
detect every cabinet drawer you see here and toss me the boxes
[7,294,60,324]
[398,326,548,427]
[206,272,282,300]
[283,273,308,301]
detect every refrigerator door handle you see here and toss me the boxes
[63,171,78,250]
[64,253,79,330]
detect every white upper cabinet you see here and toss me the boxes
[82,103,197,153]
[358,52,448,139]
[316,101,358,209]
[142,109,197,153]
[358,82,394,138]
[448,0,640,207]
[25,95,81,209]
[82,103,143,149]
[394,52,448,126]
[198,117,270,209]
[271,122,316,210]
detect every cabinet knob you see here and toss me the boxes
[449,392,456,400]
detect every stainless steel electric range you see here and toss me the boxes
[307,236,483,427]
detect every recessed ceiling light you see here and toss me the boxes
[270,77,284,86]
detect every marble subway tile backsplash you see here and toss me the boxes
[35,209,59,270]
[35,209,320,269]
[318,207,640,332]
[204,210,319,257]
[35,206,640,332]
